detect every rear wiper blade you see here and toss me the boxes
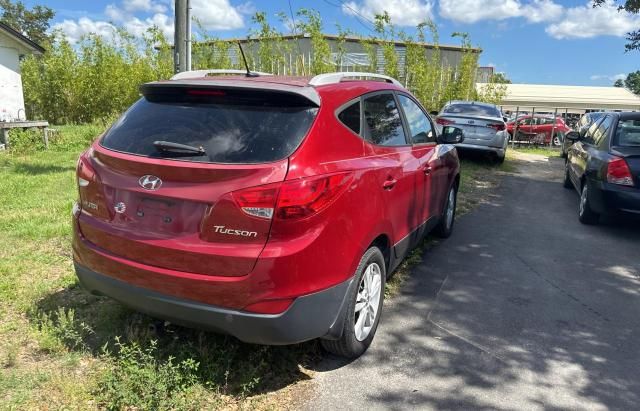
[153,140,206,155]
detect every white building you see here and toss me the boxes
[0,22,44,122]
[477,82,640,114]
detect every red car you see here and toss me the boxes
[506,115,571,146]
[72,71,463,358]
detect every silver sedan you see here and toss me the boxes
[435,101,509,163]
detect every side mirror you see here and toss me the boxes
[565,131,581,142]
[503,116,509,122]
[439,126,464,144]
[429,110,439,117]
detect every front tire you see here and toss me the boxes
[578,183,599,224]
[434,184,457,238]
[321,246,386,358]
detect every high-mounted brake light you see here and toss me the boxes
[187,89,226,96]
[436,117,454,126]
[607,157,634,186]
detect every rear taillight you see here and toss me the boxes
[232,185,279,219]
[436,117,454,126]
[232,172,353,221]
[607,157,634,186]
[276,172,353,220]
[488,123,506,131]
[76,150,95,187]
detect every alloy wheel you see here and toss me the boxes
[354,262,382,341]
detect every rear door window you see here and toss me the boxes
[101,91,318,164]
[593,116,613,147]
[583,118,604,145]
[363,93,408,146]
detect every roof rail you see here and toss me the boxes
[308,72,403,87]
[170,69,273,80]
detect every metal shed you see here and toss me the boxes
[479,83,640,113]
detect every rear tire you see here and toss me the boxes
[321,247,386,358]
[434,184,457,238]
[578,183,599,225]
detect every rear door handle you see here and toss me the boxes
[383,179,397,190]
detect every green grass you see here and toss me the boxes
[0,127,514,409]
[0,126,318,410]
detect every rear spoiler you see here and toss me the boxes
[140,80,321,107]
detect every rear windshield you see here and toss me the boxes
[443,103,500,118]
[101,93,318,164]
[615,119,640,147]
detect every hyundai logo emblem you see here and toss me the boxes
[139,175,162,190]
[114,202,127,214]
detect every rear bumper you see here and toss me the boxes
[75,262,354,345]
[455,143,506,156]
[589,181,640,215]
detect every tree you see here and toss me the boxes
[491,72,511,84]
[593,0,639,52]
[0,0,54,45]
[614,79,625,87]
[624,70,640,94]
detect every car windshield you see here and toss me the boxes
[614,119,640,147]
[101,96,319,164]
[443,103,501,118]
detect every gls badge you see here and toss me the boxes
[139,175,162,190]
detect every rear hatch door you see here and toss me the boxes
[77,82,319,276]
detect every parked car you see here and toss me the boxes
[72,70,464,358]
[435,101,508,163]
[562,112,607,157]
[563,112,640,224]
[506,115,570,146]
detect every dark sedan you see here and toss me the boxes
[563,112,640,224]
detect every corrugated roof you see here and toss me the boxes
[478,83,640,111]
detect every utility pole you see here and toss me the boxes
[174,0,191,73]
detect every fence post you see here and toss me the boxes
[512,106,519,148]
[550,107,558,148]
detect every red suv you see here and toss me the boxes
[72,71,463,358]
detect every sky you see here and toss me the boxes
[22,0,640,86]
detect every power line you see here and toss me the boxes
[321,0,376,34]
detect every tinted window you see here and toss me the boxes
[363,93,407,146]
[338,101,361,135]
[615,118,640,147]
[398,95,435,144]
[101,97,318,164]
[593,116,613,147]
[583,118,604,145]
[443,103,500,118]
